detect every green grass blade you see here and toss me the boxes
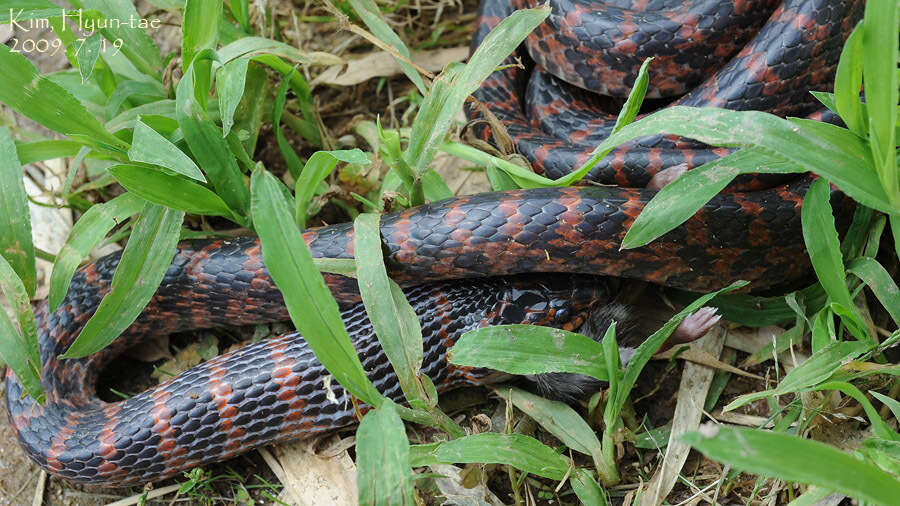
[129,120,206,182]
[581,107,894,213]
[250,167,382,405]
[787,118,873,164]
[494,386,602,458]
[15,140,85,164]
[48,193,144,311]
[354,213,430,407]
[449,325,609,381]
[75,0,163,76]
[611,57,652,134]
[623,149,792,248]
[613,281,745,412]
[176,63,251,217]
[227,0,249,32]
[861,0,899,198]
[0,255,43,403]
[0,127,36,296]
[723,340,869,412]
[105,80,167,120]
[870,391,900,423]
[404,6,549,175]
[0,44,127,151]
[857,438,900,477]
[253,54,321,146]
[182,0,222,74]
[272,68,305,180]
[433,433,570,480]
[217,37,320,65]
[356,399,414,505]
[295,150,370,227]
[62,202,184,358]
[811,381,898,442]
[682,425,900,506]
[346,0,427,96]
[108,164,236,219]
[0,0,58,22]
[570,468,609,506]
[847,257,900,327]
[801,178,870,343]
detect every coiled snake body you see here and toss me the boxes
[7,0,860,487]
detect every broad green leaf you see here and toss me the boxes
[76,32,102,83]
[0,127,36,296]
[16,140,85,164]
[801,178,870,343]
[354,213,431,407]
[108,164,235,219]
[404,6,549,175]
[834,24,865,136]
[357,399,414,506]
[494,386,603,463]
[0,44,126,151]
[0,255,43,403]
[295,149,370,227]
[216,57,249,137]
[346,0,427,95]
[683,425,900,506]
[810,91,838,115]
[420,169,453,200]
[787,118,873,164]
[250,167,382,404]
[129,121,205,182]
[62,202,184,358]
[228,61,267,157]
[450,325,609,381]
[570,468,609,506]
[48,193,144,311]
[433,433,570,480]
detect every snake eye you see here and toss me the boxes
[554,307,571,323]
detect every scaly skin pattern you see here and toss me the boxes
[7,0,858,488]
[470,0,864,182]
[8,250,605,486]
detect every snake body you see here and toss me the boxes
[7,0,860,487]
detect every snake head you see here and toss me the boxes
[491,274,609,331]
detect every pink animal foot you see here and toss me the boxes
[663,306,721,350]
